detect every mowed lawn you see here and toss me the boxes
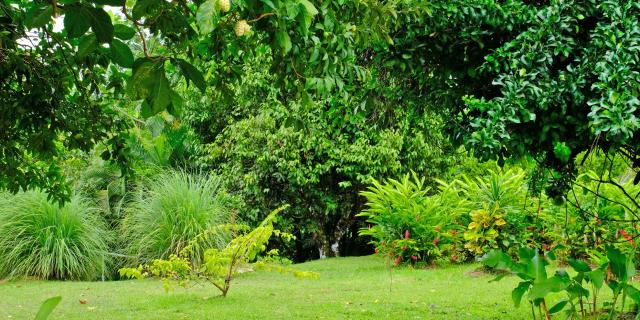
[0,256,535,319]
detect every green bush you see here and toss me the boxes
[358,173,462,265]
[122,171,231,264]
[0,191,110,280]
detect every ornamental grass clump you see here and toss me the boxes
[0,191,110,280]
[122,171,231,264]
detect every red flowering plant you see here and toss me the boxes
[358,173,458,265]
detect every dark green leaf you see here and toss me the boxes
[132,0,159,20]
[114,24,136,40]
[35,296,62,320]
[64,5,91,38]
[150,72,172,115]
[76,34,98,58]
[127,58,160,99]
[607,246,634,282]
[87,7,114,43]
[176,59,206,93]
[25,5,53,29]
[90,0,126,5]
[109,39,134,67]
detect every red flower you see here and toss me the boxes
[435,225,441,232]
[433,237,440,246]
[394,256,402,266]
[411,255,417,261]
[543,243,550,251]
[405,230,410,240]
[375,249,379,254]
[452,229,457,236]
[381,241,385,246]
[620,229,636,248]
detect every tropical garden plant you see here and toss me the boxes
[121,171,232,264]
[120,205,318,297]
[0,191,110,280]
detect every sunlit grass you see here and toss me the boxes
[0,256,539,319]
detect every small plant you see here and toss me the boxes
[0,191,110,280]
[483,246,640,319]
[464,203,507,256]
[120,206,318,297]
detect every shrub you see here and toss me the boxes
[441,168,536,257]
[122,171,231,264]
[0,191,110,280]
[358,173,461,265]
[120,206,318,297]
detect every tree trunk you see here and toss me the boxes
[315,212,355,258]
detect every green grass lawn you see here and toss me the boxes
[0,255,561,319]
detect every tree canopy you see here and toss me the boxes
[2,0,640,209]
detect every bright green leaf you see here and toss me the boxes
[548,299,568,314]
[35,296,62,320]
[196,0,219,34]
[276,30,292,54]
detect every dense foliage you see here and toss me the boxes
[122,171,231,263]
[0,191,109,280]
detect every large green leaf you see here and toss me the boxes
[548,299,568,314]
[150,72,172,115]
[127,58,160,99]
[275,29,292,54]
[132,0,161,20]
[512,281,530,308]
[25,4,53,29]
[76,34,98,58]
[568,259,591,273]
[109,39,134,67]
[587,269,605,289]
[129,59,173,117]
[606,246,635,282]
[196,0,219,34]
[34,296,62,320]
[114,24,136,40]
[87,7,114,43]
[299,0,318,16]
[298,0,318,30]
[175,59,206,93]
[64,5,91,38]
[530,254,547,282]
